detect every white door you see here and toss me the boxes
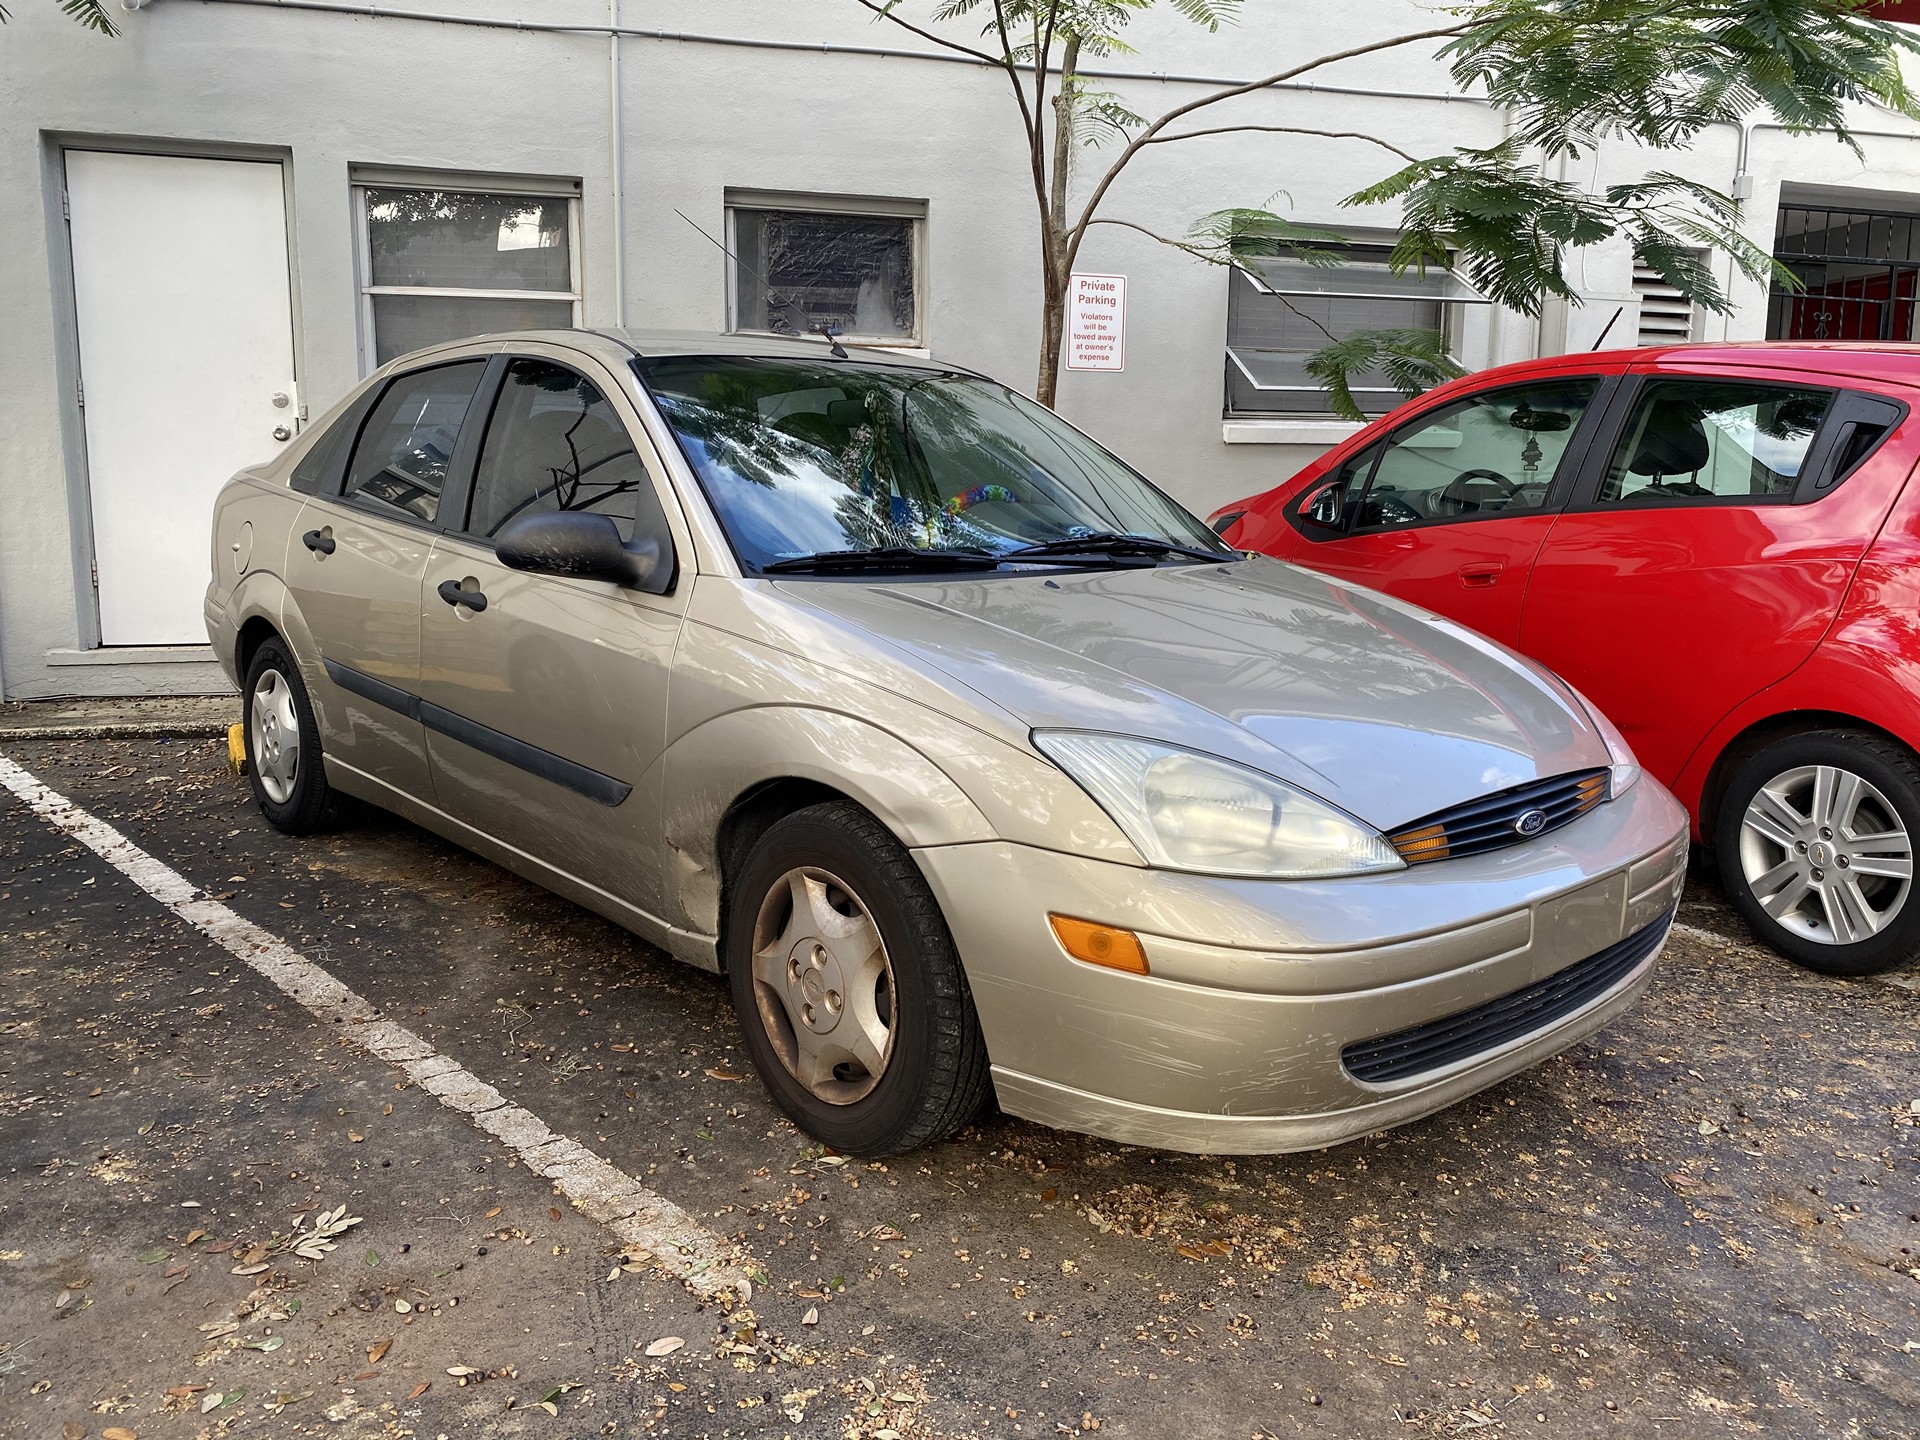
[66,151,299,646]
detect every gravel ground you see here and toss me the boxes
[1,733,1915,1440]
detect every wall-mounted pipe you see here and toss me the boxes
[188,0,1499,110]
[607,0,624,327]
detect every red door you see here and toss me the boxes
[1519,366,1904,788]
[1256,375,1611,647]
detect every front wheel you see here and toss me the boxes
[1715,730,1920,976]
[725,801,990,1157]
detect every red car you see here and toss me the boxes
[1213,342,1920,977]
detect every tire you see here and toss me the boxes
[1714,729,1920,976]
[725,800,990,1157]
[242,636,344,835]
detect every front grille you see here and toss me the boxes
[1389,768,1609,865]
[1341,908,1674,1084]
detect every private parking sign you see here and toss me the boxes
[1066,273,1126,371]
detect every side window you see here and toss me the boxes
[289,403,361,496]
[467,358,666,545]
[341,360,488,523]
[1354,378,1601,530]
[1597,379,1833,504]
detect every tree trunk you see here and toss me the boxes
[1034,32,1081,409]
[1036,259,1067,407]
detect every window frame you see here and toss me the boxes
[722,189,928,349]
[1285,374,1617,542]
[1558,371,1905,514]
[352,173,584,375]
[1223,242,1491,420]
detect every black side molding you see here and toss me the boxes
[320,659,631,808]
[324,658,419,719]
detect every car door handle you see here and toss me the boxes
[1458,562,1504,587]
[301,529,335,555]
[437,578,488,613]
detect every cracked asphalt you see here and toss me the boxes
[1,733,1917,1439]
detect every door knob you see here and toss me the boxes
[272,425,292,442]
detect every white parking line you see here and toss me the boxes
[0,754,753,1304]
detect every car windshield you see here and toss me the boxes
[636,355,1229,572]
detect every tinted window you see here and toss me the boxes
[1354,379,1600,530]
[289,406,359,496]
[468,358,663,544]
[342,361,487,523]
[1597,379,1833,504]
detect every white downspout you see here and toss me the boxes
[608,0,627,327]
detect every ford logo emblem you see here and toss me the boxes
[1514,808,1549,837]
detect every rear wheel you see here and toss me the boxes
[725,801,990,1157]
[1715,730,1920,976]
[243,637,344,834]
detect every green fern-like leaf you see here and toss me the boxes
[1302,329,1464,423]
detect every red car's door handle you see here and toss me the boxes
[1458,562,1505,587]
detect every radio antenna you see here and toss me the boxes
[674,208,848,359]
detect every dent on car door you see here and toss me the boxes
[1279,376,1609,646]
[1517,370,1904,789]
[282,358,490,802]
[415,353,689,914]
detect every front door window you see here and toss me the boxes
[1353,378,1602,530]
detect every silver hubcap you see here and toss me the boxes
[250,669,301,805]
[1739,763,1913,945]
[750,866,895,1105]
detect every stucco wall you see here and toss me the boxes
[2,0,1917,697]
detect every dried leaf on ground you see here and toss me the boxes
[291,1205,362,1261]
[644,1336,685,1357]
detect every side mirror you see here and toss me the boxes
[494,511,661,590]
[1298,480,1348,531]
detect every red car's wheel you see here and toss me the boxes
[1715,730,1920,976]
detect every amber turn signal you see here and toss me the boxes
[1048,914,1149,975]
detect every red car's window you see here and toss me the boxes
[1344,378,1602,532]
[1595,378,1832,505]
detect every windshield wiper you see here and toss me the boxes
[1002,532,1230,564]
[761,546,1004,575]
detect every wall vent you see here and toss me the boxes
[1632,260,1697,346]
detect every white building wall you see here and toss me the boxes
[3,0,1919,696]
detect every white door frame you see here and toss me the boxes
[47,134,303,653]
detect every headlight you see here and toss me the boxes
[1033,732,1404,879]
[1565,687,1639,798]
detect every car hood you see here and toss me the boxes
[781,558,1611,831]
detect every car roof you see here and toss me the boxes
[1469,340,1920,386]
[442,326,969,374]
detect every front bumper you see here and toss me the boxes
[913,776,1688,1154]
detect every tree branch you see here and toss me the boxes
[1144,124,1419,163]
[850,0,1004,65]
[1082,216,1228,263]
[1085,217,1343,342]
[1064,17,1488,270]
